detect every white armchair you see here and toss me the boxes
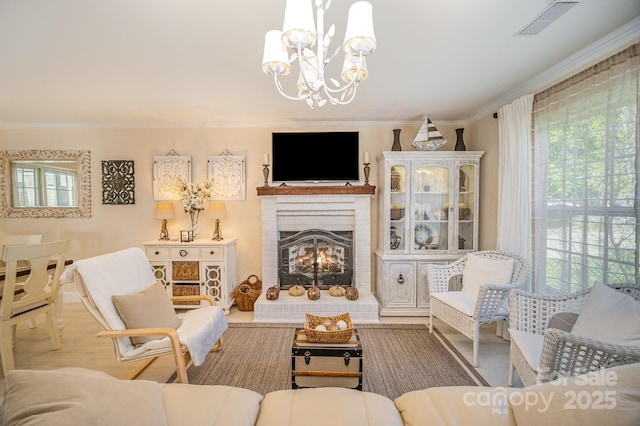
[60,247,228,384]
[509,284,640,386]
[428,250,530,367]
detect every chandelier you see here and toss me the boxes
[261,0,376,109]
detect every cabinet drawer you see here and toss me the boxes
[146,247,170,260]
[200,247,225,260]
[171,247,198,260]
[172,261,200,281]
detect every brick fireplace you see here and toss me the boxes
[254,186,380,323]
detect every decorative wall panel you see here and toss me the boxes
[102,160,135,205]
[153,155,191,201]
[207,154,245,200]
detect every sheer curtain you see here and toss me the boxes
[532,43,639,294]
[497,94,534,291]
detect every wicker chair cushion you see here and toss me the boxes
[461,253,515,297]
[431,291,477,316]
[572,282,640,346]
[509,329,543,372]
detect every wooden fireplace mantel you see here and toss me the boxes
[256,185,376,196]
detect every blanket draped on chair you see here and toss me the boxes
[61,247,227,365]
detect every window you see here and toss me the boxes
[12,161,78,207]
[532,44,639,294]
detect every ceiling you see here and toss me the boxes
[0,0,638,128]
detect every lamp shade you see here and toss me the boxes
[343,1,376,55]
[341,54,367,84]
[207,202,227,220]
[154,203,176,220]
[282,0,316,49]
[262,30,291,75]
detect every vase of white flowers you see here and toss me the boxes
[175,177,214,238]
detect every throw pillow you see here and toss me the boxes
[547,312,579,332]
[571,282,640,346]
[0,368,168,426]
[112,282,182,346]
[461,252,515,298]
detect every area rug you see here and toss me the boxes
[168,323,489,400]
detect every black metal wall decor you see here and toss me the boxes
[102,160,135,205]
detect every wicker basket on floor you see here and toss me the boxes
[240,274,262,291]
[233,283,261,311]
[304,312,353,343]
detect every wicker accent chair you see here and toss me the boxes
[508,285,640,387]
[427,250,530,367]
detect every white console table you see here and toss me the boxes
[142,239,238,314]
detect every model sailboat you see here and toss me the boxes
[411,116,447,151]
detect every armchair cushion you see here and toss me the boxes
[112,282,182,346]
[0,368,167,426]
[509,329,544,372]
[431,291,477,316]
[572,282,640,346]
[461,252,515,297]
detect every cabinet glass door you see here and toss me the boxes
[412,165,450,252]
[389,164,408,251]
[457,163,476,251]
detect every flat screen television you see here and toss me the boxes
[271,132,360,183]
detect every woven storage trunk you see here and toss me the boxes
[304,312,353,343]
[292,328,362,390]
[233,283,261,311]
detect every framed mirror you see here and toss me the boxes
[0,149,91,218]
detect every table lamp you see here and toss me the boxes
[207,202,227,241]
[154,202,176,240]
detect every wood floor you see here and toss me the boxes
[1,301,522,388]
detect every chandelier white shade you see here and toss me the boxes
[262,0,376,109]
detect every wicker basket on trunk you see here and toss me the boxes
[304,312,353,343]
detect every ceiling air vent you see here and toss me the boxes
[515,1,580,36]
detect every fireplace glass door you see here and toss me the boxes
[278,229,353,290]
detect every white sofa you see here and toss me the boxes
[2,363,639,426]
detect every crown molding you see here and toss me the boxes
[465,16,640,126]
[0,119,423,129]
